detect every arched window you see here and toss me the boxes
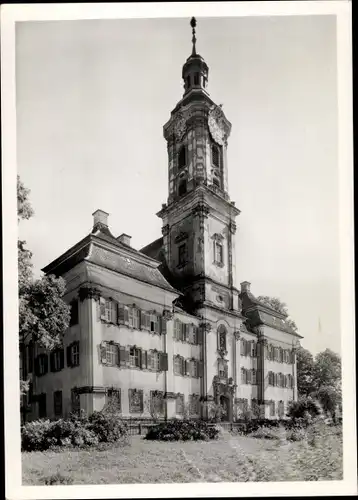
[178,179,187,196]
[212,144,220,168]
[217,325,227,351]
[186,76,191,89]
[193,72,199,86]
[178,146,186,169]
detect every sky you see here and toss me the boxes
[16,15,340,356]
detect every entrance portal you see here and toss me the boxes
[220,395,230,422]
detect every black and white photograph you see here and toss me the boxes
[1,1,356,498]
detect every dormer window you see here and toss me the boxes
[178,179,187,196]
[178,146,186,169]
[212,144,220,168]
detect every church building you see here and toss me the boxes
[22,18,302,422]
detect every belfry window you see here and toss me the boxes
[193,72,199,86]
[178,179,187,196]
[178,243,187,266]
[178,146,186,169]
[186,76,191,89]
[212,144,220,168]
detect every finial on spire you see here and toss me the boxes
[190,17,197,55]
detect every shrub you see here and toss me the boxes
[21,419,53,452]
[287,396,321,421]
[286,427,306,442]
[145,419,219,441]
[87,411,128,443]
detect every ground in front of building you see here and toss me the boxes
[22,426,342,484]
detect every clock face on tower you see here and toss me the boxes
[208,105,230,146]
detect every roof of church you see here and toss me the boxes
[140,237,164,260]
[42,223,179,295]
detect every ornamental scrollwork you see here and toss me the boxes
[163,309,174,321]
[199,322,212,333]
[208,105,231,146]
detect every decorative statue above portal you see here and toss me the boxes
[208,104,231,146]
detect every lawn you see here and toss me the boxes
[22,424,343,485]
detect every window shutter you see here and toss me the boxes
[50,352,55,372]
[197,326,203,345]
[141,350,147,369]
[44,354,49,374]
[161,317,167,335]
[100,342,108,364]
[125,346,131,366]
[128,389,133,410]
[139,390,144,413]
[141,311,149,330]
[124,306,129,324]
[185,359,190,376]
[59,349,64,370]
[159,352,168,371]
[198,361,203,377]
[146,350,152,370]
[274,373,278,386]
[118,345,126,366]
[99,297,106,320]
[117,304,125,324]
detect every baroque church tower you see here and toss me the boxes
[157,18,242,318]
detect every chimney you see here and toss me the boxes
[92,209,109,228]
[117,233,132,247]
[240,281,251,293]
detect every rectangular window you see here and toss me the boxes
[174,356,182,375]
[128,307,140,329]
[150,351,160,371]
[189,395,200,415]
[106,388,121,411]
[176,394,184,415]
[70,299,79,326]
[129,347,141,368]
[54,390,62,417]
[106,343,118,366]
[150,391,164,415]
[278,401,285,418]
[251,369,257,385]
[241,368,247,384]
[250,342,257,357]
[38,354,48,376]
[178,244,187,266]
[38,393,47,418]
[268,371,274,386]
[150,314,160,334]
[214,241,223,264]
[100,298,116,323]
[174,319,181,340]
[70,342,80,367]
[129,389,143,413]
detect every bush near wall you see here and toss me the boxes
[21,410,128,452]
[145,419,219,441]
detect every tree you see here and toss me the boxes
[257,295,298,331]
[296,346,315,397]
[313,349,341,392]
[18,176,71,402]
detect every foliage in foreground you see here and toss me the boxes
[145,419,219,441]
[21,410,128,452]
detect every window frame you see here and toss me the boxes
[213,240,224,265]
[129,347,141,368]
[212,144,220,168]
[71,342,80,367]
[176,394,184,415]
[178,146,187,169]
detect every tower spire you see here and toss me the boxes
[190,17,197,55]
